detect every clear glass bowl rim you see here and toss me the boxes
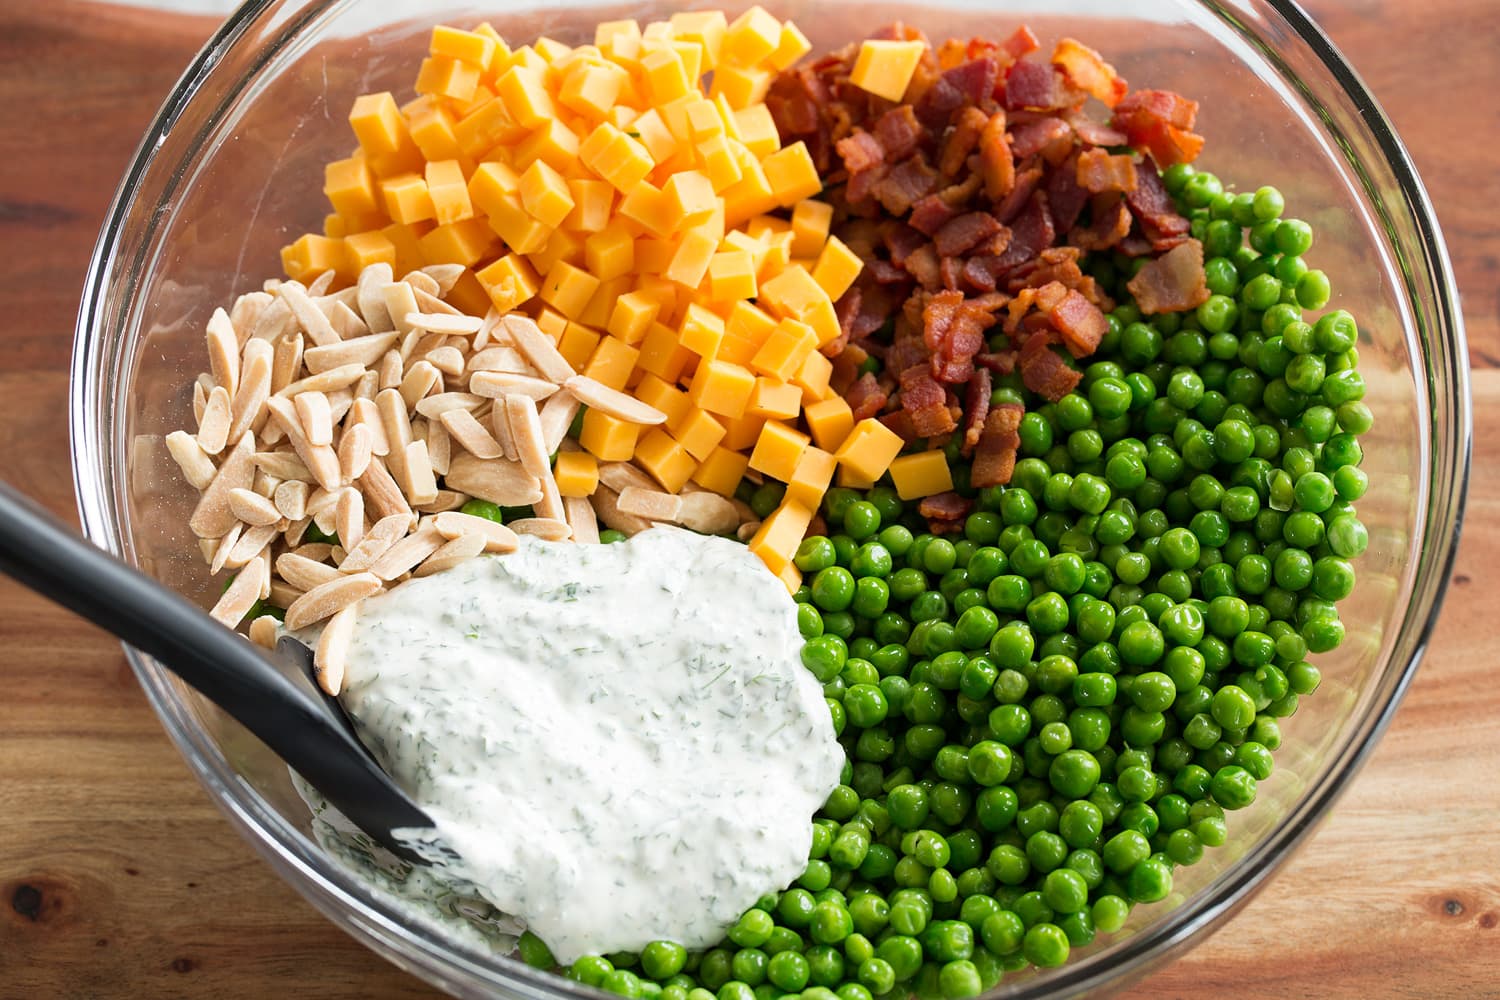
[67,0,1472,996]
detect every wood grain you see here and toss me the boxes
[0,1,1496,997]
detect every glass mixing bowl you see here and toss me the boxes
[69,0,1469,996]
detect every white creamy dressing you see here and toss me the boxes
[334,527,843,963]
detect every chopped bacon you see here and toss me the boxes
[978,112,1014,200]
[837,130,886,175]
[887,330,930,374]
[1020,342,1083,401]
[975,350,1017,374]
[1127,238,1210,314]
[993,164,1043,223]
[1048,288,1109,357]
[1046,151,1089,232]
[988,191,1056,272]
[879,408,920,442]
[1003,60,1083,112]
[1125,161,1190,236]
[883,222,928,265]
[1114,89,1204,166]
[1010,116,1073,160]
[874,157,941,214]
[1000,26,1040,64]
[924,290,998,384]
[869,259,909,284]
[899,365,957,435]
[947,58,1001,104]
[939,255,964,292]
[972,404,1024,487]
[846,372,890,420]
[1066,110,1129,147]
[904,244,943,290]
[830,342,866,390]
[920,492,974,525]
[910,194,963,235]
[940,106,990,177]
[1076,147,1138,193]
[962,368,993,454]
[872,21,930,43]
[1069,196,1133,251]
[875,106,925,160]
[934,212,1004,257]
[1051,38,1128,108]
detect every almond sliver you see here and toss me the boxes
[444,452,542,507]
[563,374,667,425]
[284,572,382,630]
[206,308,240,396]
[508,517,571,541]
[470,371,560,401]
[197,385,232,455]
[440,408,504,460]
[314,601,360,696]
[564,495,600,543]
[617,486,684,522]
[166,431,217,490]
[503,314,575,383]
[406,312,484,336]
[280,281,341,347]
[228,487,282,526]
[413,531,487,577]
[303,330,399,374]
[432,511,520,553]
[275,552,342,591]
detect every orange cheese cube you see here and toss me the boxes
[850,40,925,102]
[760,230,794,278]
[711,64,773,110]
[636,322,696,382]
[532,36,572,63]
[581,276,631,329]
[733,106,780,157]
[663,170,718,228]
[495,66,555,127]
[889,450,956,501]
[722,413,767,451]
[804,396,855,452]
[281,234,343,281]
[557,322,603,370]
[406,105,466,164]
[725,303,778,349]
[635,374,693,428]
[447,270,492,316]
[634,236,675,274]
[792,348,834,403]
[679,303,726,358]
[324,156,379,218]
[530,228,586,277]
[486,194,552,255]
[617,181,675,237]
[514,118,581,175]
[630,108,680,164]
[583,335,640,390]
[768,21,812,70]
[348,92,407,155]
[748,500,813,575]
[323,213,346,239]
[812,235,862,301]
[415,56,480,103]
[664,230,719,289]
[671,407,727,461]
[746,378,803,421]
[750,319,818,381]
[535,308,569,340]
[580,408,640,461]
[475,253,540,311]
[635,428,697,493]
[558,61,627,119]
[684,100,725,142]
[804,296,843,348]
[693,446,751,496]
[689,359,756,419]
[431,25,498,70]
[508,45,549,73]
[750,421,810,482]
[835,418,905,481]
[566,178,614,232]
[418,219,495,266]
[762,142,823,207]
[640,44,694,104]
[672,39,706,85]
[670,10,728,66]
[790,199,833,258]
[595,18,642,56]
[453,98,526,160]
[424,160,473,225]
[721,160,779,227]
[785,446,836,510]
[367,136,426,179]
[539,261,600,319]
[344,230,397,271]
[838,465,877,490]
[721,6,782,67]
[607,291,660,345]
[380,173,435,224]
[775,562,803,594]
[697,135,744,192]
[715,329,761,367]
[554,451,600,497]
[708,251,758,303]
[518,159,576,229]
[380,222,427,274]
[467,161,521,218]
[760,264,828,320]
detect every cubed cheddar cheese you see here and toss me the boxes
[431,25,498,70]
[727,300,777,345]
[567,178,615,232]
[888,450,955,501]
[415,56,481,103]
[636,322,696,382]
[617,181,675,237]
[789,199,833,258]
[768,21,812,70]
[348,92,407,155]
[380,173,435,224]
[721,6,782,67]
[697,135,744,192]
[689,358,756,419]
[733,106,780,157]
[585,222,636,281]
[670,407,727,461]
[792,348,834,403]
[679,303,726,358]
[467,161,521,218]
[710,64,773,110]
[514,118,581,174]
[533,36,573,63]
[761,142,823,207]
[583,335,640,389]
[759,264,828,321]
[535,308,569,340]
[714,328,761,367]
[640,44,694,104]
[281,234,343,281]
[749,421,810,482]
[531,228,586,277]
[495,66,556,127]
[539,260,600,318]
[803,396,855,452]
[721,160,778,226]
[418,218,495,266]
[663,170,718,227]
[407,105,465,165]
[665,230,718,289]
[684,99,725,142]
[849,40,925,102]
[324,156,379,218]
[380,222,427,274]
[425,160,473,225]
[580,123,655,193]
[784,445,836,511]
[344,230,397,271]
[837,465,877,490]
[670,10,727,66]
[722,413,767,452]
[834,418,904,481]
[558,61,627,119]
[750,319,817,381]
[580,408,640,461]
[812,235,863,301]
[447,270,493,317]
[708,251,757,303]
[634,373,693,428]
[692,446,750,496]
[475,253,540,311]
[607,290,660,344]
[747,500,813,576]
[557,322,603,370]
[486,193,551,254]
[746,378,802,421]
[554,451,600,496]
[635,428,697,493]
[454,98,527,160]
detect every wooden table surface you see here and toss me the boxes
[3,1,1497,996]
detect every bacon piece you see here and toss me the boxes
[920,491,973,524]
[1047,151,1089,232]
[872,21,930,43]
[875,105,925,160]
[1114,89,1204,166]
[899,365,957,435]
[999,26,1040,65]
[910,194,962,235]
[1076,148,1138,193]
[972,404,1024,487]
[946,57,1001,104]
[846,372,889,421]
[1020,339,1083,401]
[887,329,930,375]
[979,112,1014,200]
[1051,38,1128,108]
[1003,60,1083,112]
[1009,116,1072,160]
[994,164,1042,223]
[924,290,996,384]
[874,156,940,215]
[879,409,920,442]
[1127,238,1210,315]
[883,222,928,265]
[905,245,943,291]
[1070,197,1132,251]
[869,260,909,285]
[829,341,865,389]
[975,351,1017,375]
[962,368,992,454]
[1125,161,1190,236]
[988,191,1056,272]
[934,212,1004,257]
[1048,289,1108,357]
[837,130,886,175]
[1066,110,1129,147]
[940,106,990,177]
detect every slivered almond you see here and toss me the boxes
[303,330,399,374]
[676,491,740,535]
[252,449,310,482]
[210,555,267,626]
[228,339,273,443]
[736,521,762,542]
[337,512,411,572]
[505,395,551,478]
[617,486,683,521]
[165,431,216,489]
[277,362,365,398]
[274,479,310,521]
[425,345,466,377]
[535,466,565,521]
[357,456,413,521]
[466,345,532,375]
[285,572,382,630]
[338,422,374,482]
[414,531,487,577]
[470,370,558,401]
[292,542,334,562]
[266,396,341,492]
[250,295,295,343]
[193,377,209,425]
[355,369,379,400]
[197,386,232,454]
[269,580,305,608]
[404,439,439,506]
[412,286,462,317]
[407,312,483,336]
[227,522,279,568]
[489,403,518,461]
[271,333,304,394]
[294,391,333,446]
[420,263,464,295]
[503,314,575,383]
[411,330,447,363]
[367,526,445,580]
[376,387,414,471]
[537,390,581,454]
[440,408,503,459]
[357,263,395,332]
[563,374,667,425]
[209,523,243,573]
[399,360,442,411]
[444,452,542,506]
[285,517,310,550]
[346,397,390,457]
[598,461,657,494]
[509,517,571,541]
[314,602,360,696]
[229,487,282,526]
[206,308,240,395]
[251,467,281,499]
[402,270,441,297]
[305,486,340,518]
[328,299,369,340]
[280,281,340,347]
[230,291,272,342]
[248,615,279,650]
[565,495,600,543]
[275,552,342,591]
[432,511,520,552]
[336,487,366,550]
[383,281,421,335]
[327,388,355,427]
[415,391,485,419]
[424,418,452,476]
[191,432,256,538]
[591,485,653,536]
[472,308,501,350]
[414,489,469,513]
[305,270,336,296]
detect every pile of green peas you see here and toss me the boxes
[519,171,1370,1000]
